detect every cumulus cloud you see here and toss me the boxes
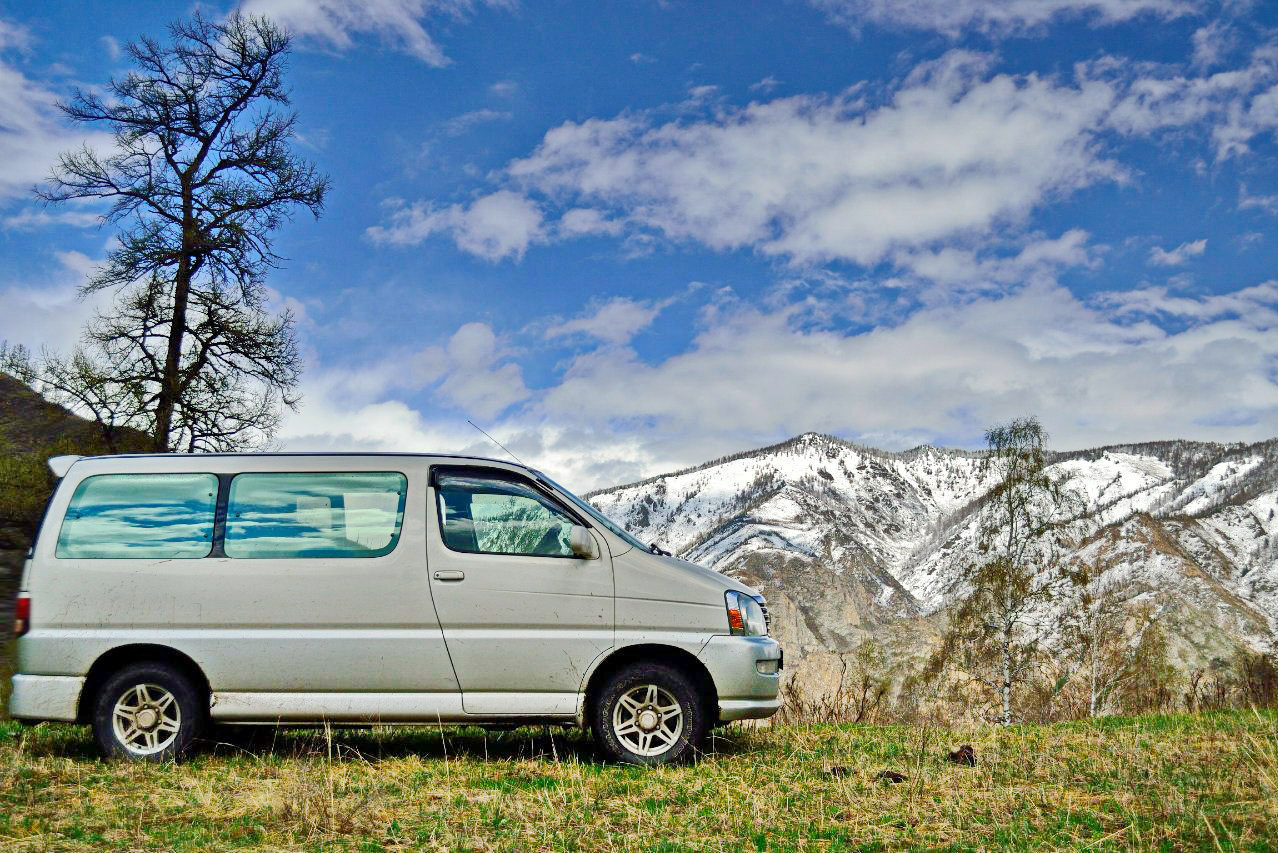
[375,44,1278,268]
[437,321,530,418]
[503,51,1117,266]
[556,207,624,238]
[1094,45,1278,158]
[366,190,544,260]
[0,250,109,354]
[0,31,112,204]
[278,278,1278,492]
[1192,21,1237,69]
[810,0,1196,37]
[439,107,512,136]
[533,282,1277,471]
[236,0,514,66]
[546,297,670,347]
[1101,280,1278,324]
[893,229,1098,290]
[1148,238,1207,266]
[0,18,31,51]
[279,321,529,461]
[2,207,102,231]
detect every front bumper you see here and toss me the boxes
[9,674,84,722]
[697,635,782,722]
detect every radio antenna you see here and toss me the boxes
[466,420,527,466]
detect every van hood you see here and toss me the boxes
[612,546,761,605]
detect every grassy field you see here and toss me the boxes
[0,711,1274,851]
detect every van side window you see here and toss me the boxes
[435,471,577,557]
[56,473,217,559]
[225,472,407,558]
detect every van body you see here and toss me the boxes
[10,453,781,763]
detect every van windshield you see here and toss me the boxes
[533,471,651,553]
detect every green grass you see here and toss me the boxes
[0,711,1275,851]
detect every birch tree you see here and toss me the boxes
[1061,556,1158,717]
[929,416,1088,726]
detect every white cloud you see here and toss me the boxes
[1095,46,1278,158]
[278,278,1278,492]
[437,322,530,418]
[531,282,1278,476]
[1148,238,1207,266]
[439,108,512,136]
[280,322,528,458]
[236,0,513,66]
[556,207,624,238]
[377,46,1278,270]
[1101,280,1278,324]
[503,52,1117,266]
[0,18,31,52]
[1239,185,1278,212]
[1,207,101,230]
[546,297,670,347]
[1192,21,1236,69]
[629,52,656,65]
[99,35,120,61]
[366,190,544,260]
[893,229,1098,290]
[0,38,113,204]
[0,250,107,354]
[810,0,1196,37]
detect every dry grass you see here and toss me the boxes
[0,711,1275,851]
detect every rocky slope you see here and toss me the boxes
[588,434,1278,688]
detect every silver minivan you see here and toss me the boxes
[9,452,781,764]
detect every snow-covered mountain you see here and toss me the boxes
[588,434,1278,686]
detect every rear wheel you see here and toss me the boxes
[92,663,204,761]
[591,662,708,764]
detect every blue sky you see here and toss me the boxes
[2,0,1278,490]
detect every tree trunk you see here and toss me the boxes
[1002,635,1013,727]
[1089,659,1100,717]
[153,205,195,452]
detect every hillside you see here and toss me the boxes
[0,374,149,582]
[589,433,1278,690]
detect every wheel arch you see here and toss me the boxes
[77,644,211,724]
[582,643,718,724]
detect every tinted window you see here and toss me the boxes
[56,473,217,559]
[224,472,407,558]
[436,471,578,557]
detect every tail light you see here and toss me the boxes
[14,596,29,638]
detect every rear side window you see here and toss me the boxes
[56,473,218,559]
[225,472,407,558]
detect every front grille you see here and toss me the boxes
[757,598,771,634]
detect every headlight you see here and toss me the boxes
[725,590,769,636]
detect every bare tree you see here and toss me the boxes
[4,13,326,452]
[1060,555,1159,717]
[928,416,1088,726]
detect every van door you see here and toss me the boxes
[426,466,614,715]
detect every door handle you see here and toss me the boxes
[433,570,465,582]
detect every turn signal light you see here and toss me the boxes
[14,596,30,638]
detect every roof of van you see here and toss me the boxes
[56,451,538,471]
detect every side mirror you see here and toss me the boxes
[569,525,600,560]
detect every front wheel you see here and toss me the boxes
[591,662,708,764]
[92,662,205,761]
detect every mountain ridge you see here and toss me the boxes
[588,432,1278,693]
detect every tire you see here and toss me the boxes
[92,662,205,761]
[591,662,708,765]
